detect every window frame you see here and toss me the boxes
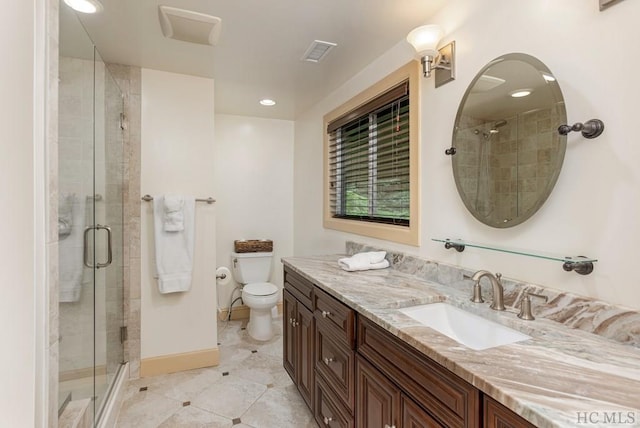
[323,61,420,246]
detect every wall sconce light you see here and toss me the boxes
[406,24,455,87]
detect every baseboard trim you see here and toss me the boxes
[218,301,283,321]
[140,348,219,378]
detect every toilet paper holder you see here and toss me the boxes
[215,267,233,286]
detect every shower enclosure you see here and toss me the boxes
[58,5,125,424]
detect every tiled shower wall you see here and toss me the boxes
[455,107,563,224]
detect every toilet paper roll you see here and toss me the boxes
[216,267,232,286]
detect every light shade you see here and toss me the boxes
[406,25,443,57]
[63,0,103,14]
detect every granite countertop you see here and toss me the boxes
[282,255,640,428]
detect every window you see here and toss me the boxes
[323,62,420,245]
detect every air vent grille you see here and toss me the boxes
[301,40,337,62]
[158,6,222,46]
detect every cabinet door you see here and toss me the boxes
[283,290,297,381]
[356,356,400,428]
[297,303,315,409]
[402,395,441,428]
[484,396,536,428]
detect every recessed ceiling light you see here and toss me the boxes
[64,0,103,14]
[260,99,276,106]
[510,89,532,98]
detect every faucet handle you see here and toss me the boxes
[517,292,548,321]
[470,282,484,303]
[495,272,502,281]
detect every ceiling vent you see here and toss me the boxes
[301,40,337,62]
[158,6,222,46]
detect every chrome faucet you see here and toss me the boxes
[471,270,505,311]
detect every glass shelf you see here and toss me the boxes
[432,238,597,275]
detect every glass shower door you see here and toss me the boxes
[59,4,125,424]
[58,6,99,416]
[93,49,125,420]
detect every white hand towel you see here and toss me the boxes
[58,192,75,238]
[163,194,185,232]
[153,195,196,293]
[338,251,390,272]
[59,193,87,302]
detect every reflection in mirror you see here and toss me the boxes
[451,53,567,228]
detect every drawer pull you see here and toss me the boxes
[323,416,333,425]
[323,357,334,365]
[321,310,332,318]
[292,319,299,327]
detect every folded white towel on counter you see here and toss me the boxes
[163,194,185,232]
[153,195,196,293]
[338,251,390,272]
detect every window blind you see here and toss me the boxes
[328,81,410,226]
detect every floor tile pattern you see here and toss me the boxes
[116,317,317,427]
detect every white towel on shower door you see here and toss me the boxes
[59,193,88,302]
[153,195,196,293]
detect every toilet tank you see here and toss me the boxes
[231,252,273,284]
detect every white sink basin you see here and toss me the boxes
[399,303,531,351]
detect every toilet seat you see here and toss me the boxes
[243,282,278,296]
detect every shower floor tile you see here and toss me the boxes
[116,317,316,427]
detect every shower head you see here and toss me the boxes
[488,119,507,135]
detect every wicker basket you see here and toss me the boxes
[234,239,273,253]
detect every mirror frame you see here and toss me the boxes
[451,53,567,228]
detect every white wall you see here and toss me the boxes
[214,114,294,310]
[0,0,38,425]
[293,0,640,309]
[140,69,217,359]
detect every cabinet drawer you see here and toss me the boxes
[483,395,535,428]
[314,287,356,348]
[402,394,441,428]
[315,374,355,428]
[316,322,355,412]
[284,268,314,310]
[357,317,480,428]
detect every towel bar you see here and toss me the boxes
[141,194,216,204]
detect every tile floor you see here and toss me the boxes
[116,317,317,427]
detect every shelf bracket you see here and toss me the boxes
[443,240,465,252]
[562,257,594,275]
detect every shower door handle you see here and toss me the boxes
[96,224,113,269]
[83,226,94,268]
[83,225,113,269]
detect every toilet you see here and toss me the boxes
[231,252,279,341]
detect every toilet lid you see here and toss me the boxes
[244,282,278,296]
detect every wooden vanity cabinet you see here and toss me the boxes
[483,396,536,428]
[314,286,357,426]
[283,269,315,410]
[357,317,480,428]
[356,354,441,428]
[283,266,534,428]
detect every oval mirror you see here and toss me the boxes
[451,53,567,228]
